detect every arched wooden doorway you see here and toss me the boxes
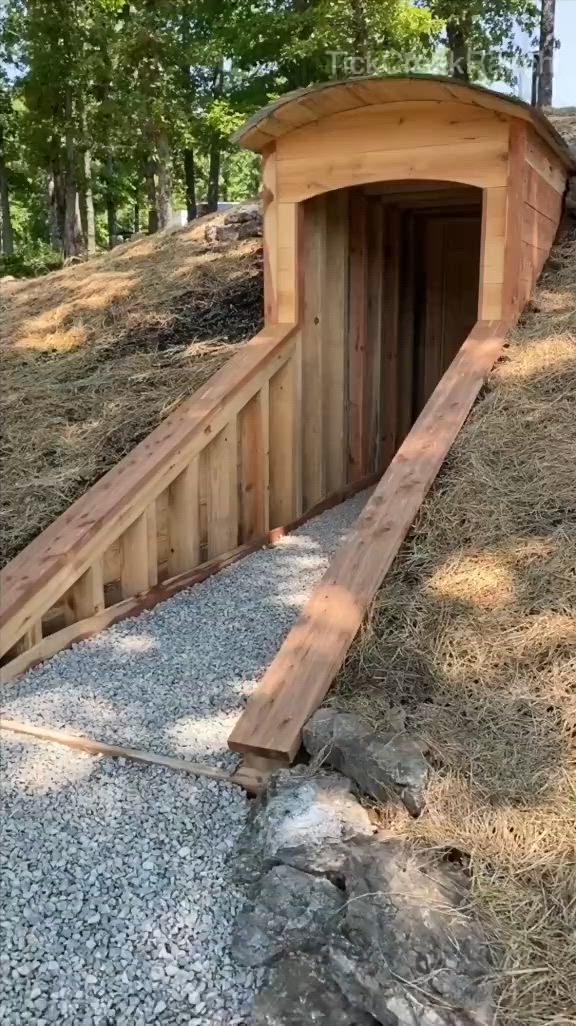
[299,180,483,507]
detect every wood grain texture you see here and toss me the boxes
[379,204,402,465]
[323,189,349,493]
[238,389,269,542]
[347,190,369,482]
[269,357,298,527]
[167,459,200,576]
[228,320,510,761]
[276,137,509,202]
[502,121,528,321]
[120,512,151,598]
[301,194,326,509]
[68,563,105,620]
[262,146,278,323]
[206,421,239,559]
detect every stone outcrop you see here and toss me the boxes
[234,766,375,885]
[303,707,430,816]
[234,766,494,1026]
[204,203,262,242]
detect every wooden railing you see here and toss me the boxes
[0,323,303,682]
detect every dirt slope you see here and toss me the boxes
[0,216,263,567]
[336,227,576,1025]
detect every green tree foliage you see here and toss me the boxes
[0,0,542,274]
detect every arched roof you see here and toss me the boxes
[233,74,574,170]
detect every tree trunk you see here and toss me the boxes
[537,0,556,106]
[78,96,96,255]
[63,90,84,258]
[48,168,66,250]
[145,160,159,234]
[207,137,220,213]
[0,124,14,258]
[80,147,96,255]
[206,62,224,213]
[351,0,369,60]
[183,147,197,221]
[134,202,140,234]
[105,155,117,249]
[156,130,173,229]
[447,22,469,81]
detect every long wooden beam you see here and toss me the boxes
[228,319,510,762]
[0,718,269,793]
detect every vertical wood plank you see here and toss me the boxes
[269,354,298,528]
[365,197,385,473]
[380,204,402,466]
[347,190,369,482]
[120,512,151,598]
[15,620,43,654]
[167,459,200,577]
[323,189,349,493]
[478,186,507,320]
[69,563,105,620]
[146,502,158,588]
[277,202,300,323]
[396,211,417,448]
[502,121,528,321]
[301,194,326,510]
[262,146,278,324]
[206,420,239,559]
[238,389,269,543]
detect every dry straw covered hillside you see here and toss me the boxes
[0,216,263,567]
[336,227,576,1025]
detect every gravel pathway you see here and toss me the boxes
[2,492,367,769]
[0,736,260,1026]
[0,493,368,1026]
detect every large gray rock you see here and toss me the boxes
[232,864,344,967]
[234,766,375,884]
[327,838,494,1026]
[251,954,377,1026]
[303,708,430,815]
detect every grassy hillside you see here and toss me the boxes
[0,216,263,568]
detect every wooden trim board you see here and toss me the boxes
[0,719,266,794]
[228,319,510,761]
[1,473,379,685]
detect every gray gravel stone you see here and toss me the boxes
[0,737,256,1026]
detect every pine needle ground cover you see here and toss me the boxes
[0,217,263,567]
[335,229,576,1025]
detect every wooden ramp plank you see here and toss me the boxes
[229,320,509,762]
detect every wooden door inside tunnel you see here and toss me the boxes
[300,182,483,510]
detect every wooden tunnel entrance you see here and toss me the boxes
[300,181,483,509]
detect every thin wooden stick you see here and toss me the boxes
[0,718,265,793]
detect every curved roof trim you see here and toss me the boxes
[233,74,575,170]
